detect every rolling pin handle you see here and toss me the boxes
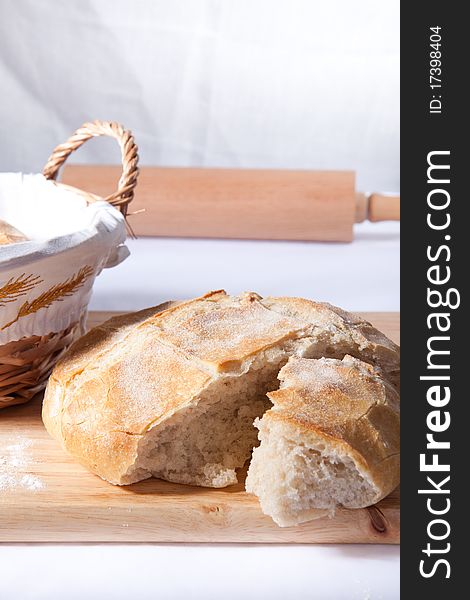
[355,192,400,223]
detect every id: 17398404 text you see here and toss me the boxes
[429,26,443,114]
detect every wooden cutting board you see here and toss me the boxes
[0,311,400,543]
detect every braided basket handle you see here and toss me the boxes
[42,120,139,218]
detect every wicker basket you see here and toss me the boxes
[0,120,139,409]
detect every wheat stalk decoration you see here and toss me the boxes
[1,265,93,331]
[0,273,43,307]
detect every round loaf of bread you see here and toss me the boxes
[42,290,400,496]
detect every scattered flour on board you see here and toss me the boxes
[0,437,45,492]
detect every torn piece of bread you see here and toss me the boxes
[0,219,28,245]
[245,356,400,527]
[42,290,399,488]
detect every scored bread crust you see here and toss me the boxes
[42,290,400,486]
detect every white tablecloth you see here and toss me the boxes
[90,221,400,313]
[0,221,399,600]
[1,545,399,600]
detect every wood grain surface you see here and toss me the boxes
[62,165,357,242]
[0,311,400,543]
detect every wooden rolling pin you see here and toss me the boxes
[62,166,399,242]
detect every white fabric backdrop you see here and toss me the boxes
[0,0,399,193]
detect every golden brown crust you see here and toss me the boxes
[266,356,400,501]
[263,296,400,388]
[42,301,201,482]
[147,291,308,371]
[42,291,400,486]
